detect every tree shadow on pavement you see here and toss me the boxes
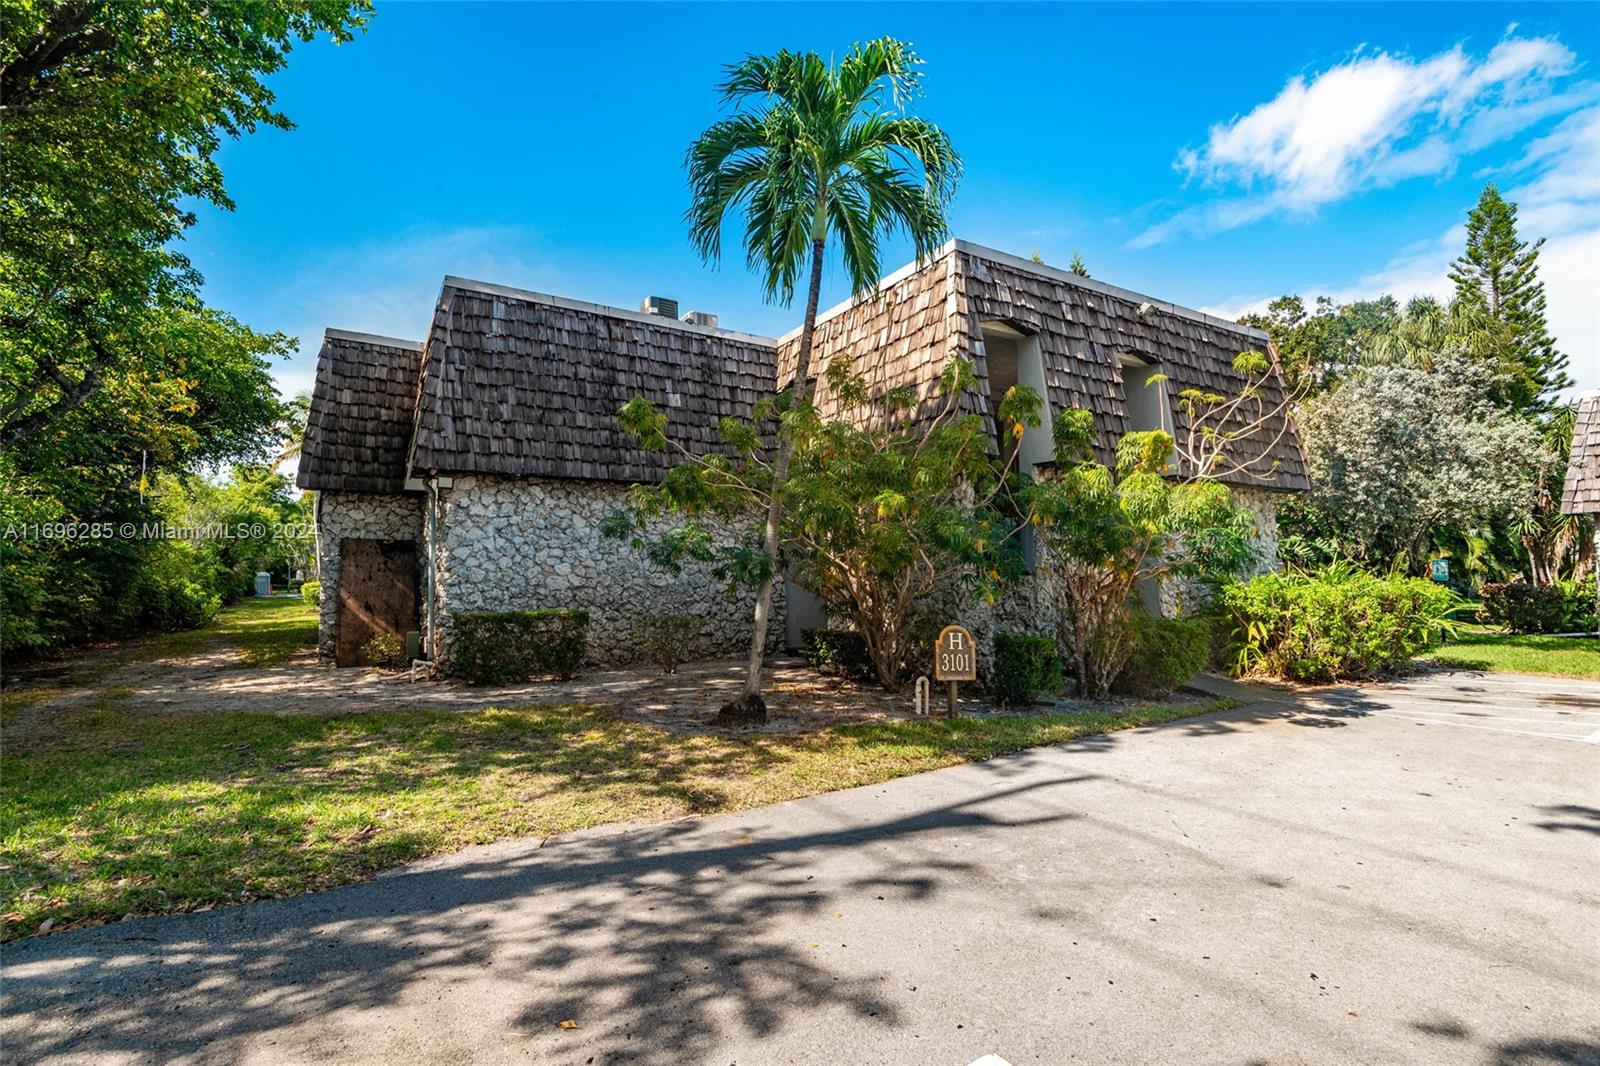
[1,778,1082,1064]
[1531,804,1600,837]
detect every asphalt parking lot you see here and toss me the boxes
[5,669,1598,1065]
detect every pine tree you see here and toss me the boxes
[1448,184,1572,412]
[1069,251,1089,277]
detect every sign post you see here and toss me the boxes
[934,624,977,717]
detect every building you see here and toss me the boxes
[297,240,1307,670]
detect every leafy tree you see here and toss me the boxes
[1027,412,1258,696]
[781,360,1039,687]
[681,37,960,710]
[1295,357,1543,574]
[1,0,370,448]
[1167,350,1307,484]
[1449,183,1572,412]
[1068,252,1089,277]
[1239,294,1399,394]
[0,1,367,652]
[608,358,1042,690]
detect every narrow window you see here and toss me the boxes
[981,322,1053,475]
[1121,353,1172,615]
[1119,354,1172,435]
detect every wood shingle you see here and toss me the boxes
[296,330,425,494]
[779,241,1309,491]
[405,279,778,483]
[1561,392,1600,515]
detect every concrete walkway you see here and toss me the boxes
[4,671,1598,1065]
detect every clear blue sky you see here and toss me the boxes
[185,2,1600,401]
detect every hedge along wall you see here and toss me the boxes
[312,491,425,661]
[429,475,785,670]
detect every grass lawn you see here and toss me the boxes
[0,693,1233,940]
[7,597,320,695]
[1423,625,1600,679]
[118,594,320,670]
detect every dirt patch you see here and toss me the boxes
[4,637,1216,736]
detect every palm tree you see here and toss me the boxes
[685,38,960,706]
[272,392,312,471]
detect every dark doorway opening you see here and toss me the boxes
[335,538,419,667]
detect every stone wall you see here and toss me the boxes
[430,476,783,669]
[313,491,425,660]
[1158,483,1284,617]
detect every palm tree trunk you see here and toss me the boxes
[742,237,827,696]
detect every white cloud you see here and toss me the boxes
[1200,103,1600,395]
[1132,32,1585,247]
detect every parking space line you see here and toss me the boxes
[1361,711,1594,742]
[1365,708,1600,727]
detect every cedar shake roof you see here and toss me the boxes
[301,240,1309,493]
[296,329,425,494]
[778,241,1309,491]
[1561,392,1600,515]
[405,278,778,483]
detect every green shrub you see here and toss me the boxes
[1558,579,1597,632]
[361,632,406,668]
[131,573,221,633]
[300,579,321,607]
[1481,581,1567,634]
[1115,614,1211,696]
[1221,565,1457,682]
[450,609,590,684]
[638,612,700,674]
[989,631,1062,706]
[802,628,875,683]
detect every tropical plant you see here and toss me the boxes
[1027,411,1259,697]
[1239,294,1400,395]
[273,392,314,470]
[1514,402,1592,586]
[781,359,1036,687]
[609,357,1040,689]
[1167,350,1308,485]
[680,36,960,710]
[1222,564,1458,682]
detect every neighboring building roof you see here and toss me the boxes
[778,240,1308,491]
[297,329,425,494]
[405,278,778,483]
[1562,392,1600,515]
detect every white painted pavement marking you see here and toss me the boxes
[1585,727,1600,744]
[1365,709,1600,726]
[1361,711,1595,743]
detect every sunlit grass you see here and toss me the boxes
[133,595,319,668]
[1424,625,1600,680]
[0,695,1233,939]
